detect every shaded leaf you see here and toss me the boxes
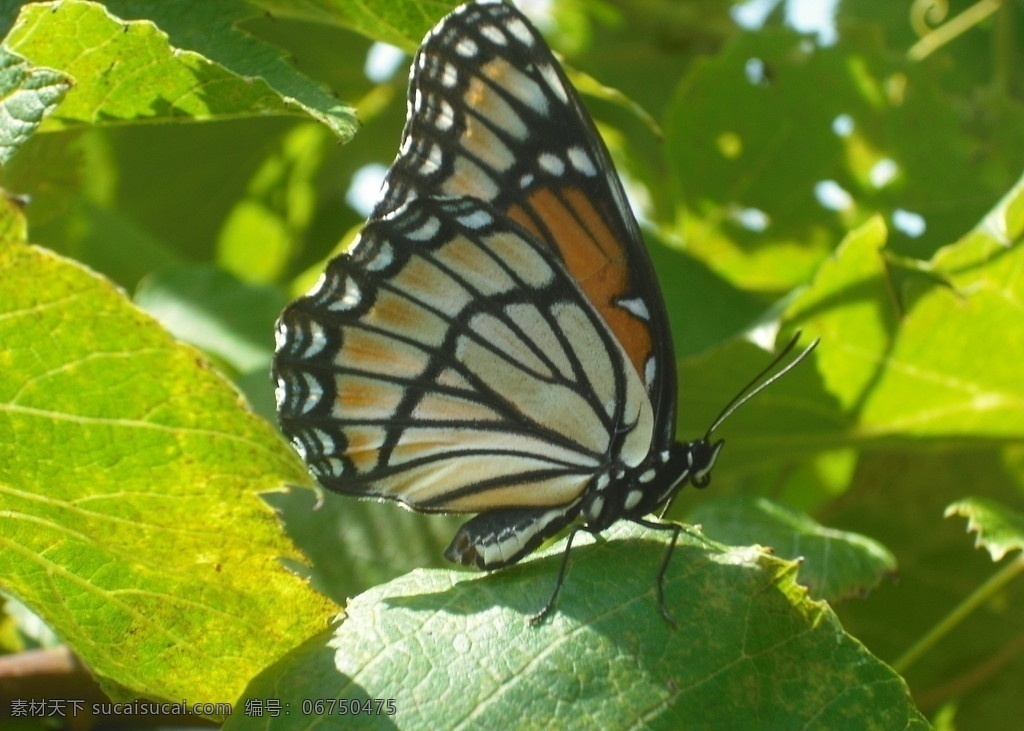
[690,495,897,601]
[945,497,1024,563]
[215,122,334,283]
[827,448,1024,725]
[134,264,286,375]
[0,242,334,708]
[264,487,464,603]
[0,46,71,165]
[232,523,927,730]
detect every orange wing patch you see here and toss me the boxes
[506,188,653,383]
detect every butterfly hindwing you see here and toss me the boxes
[374,1,678,448]
[274,196,654,514]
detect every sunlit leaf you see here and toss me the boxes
[232,523,927,730]
[4,0,356,137]
[945,497,1024,563]
[0,242,334,708]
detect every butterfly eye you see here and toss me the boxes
[271,0,816,626]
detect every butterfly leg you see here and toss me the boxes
[632,517,682,628]
[529,525,592,627]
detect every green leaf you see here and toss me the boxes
[690,495,897,602]
[784,216,894,417]
[0,46,71,165]
[945,497,1024,563]
[787,195,1024,440]
[251,0,459,52]
[4,0,356,137]
[232,523,927,730]
[0,242,334,708]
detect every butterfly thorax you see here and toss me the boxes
[580,438,725,531]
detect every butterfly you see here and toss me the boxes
[272,0,816,625]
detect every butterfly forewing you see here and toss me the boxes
[274,196,654,513]
[374,0,677,447]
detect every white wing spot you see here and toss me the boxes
[519,172,534,189]
[624,489,643,511]
[441,62,459,88]
[568,146,597,176]
[457,208,493,229]
[328,275,362,312]
[480,24,507,45]
[301,320,328,358]
[274,376,288,408]
[274,322,289,352]
[312,427,336,454]
[299,373,324,413]
[406,215,441,241]
[420,143,443,175]
[538,62,569,104]
[645,357,657,390]
[324,457,346,477]
[506,17,534,46]
[456,38,478,57]
[538,152,564,176]
[617,296,651,321]
[436,98,455,130]
[366,240,395,272]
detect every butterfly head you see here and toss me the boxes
[684,438,724,489]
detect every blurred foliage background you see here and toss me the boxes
[2,0,1024,728]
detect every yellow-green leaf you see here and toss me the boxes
[0,242,334,709]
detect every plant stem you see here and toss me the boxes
[892,554,1024,674]
[907,0,1001,62]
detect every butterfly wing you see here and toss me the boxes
[373,1,678,448]
[274,196,654,514]
[273,1,681,572]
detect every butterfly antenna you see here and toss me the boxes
[703,331,819,440]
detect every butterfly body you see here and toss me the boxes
[273,0,809,623]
